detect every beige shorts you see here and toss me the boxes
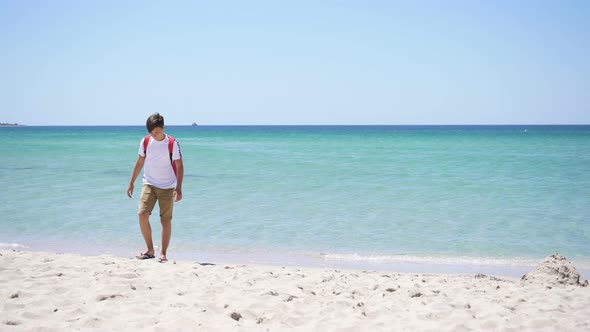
[138,184,175,220]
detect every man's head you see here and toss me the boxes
[146,113,165,133]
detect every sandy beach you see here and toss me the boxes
[1,250,589,331]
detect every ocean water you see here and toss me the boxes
[1,125,589,275]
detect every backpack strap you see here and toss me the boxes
[168,136,177,177]
[142,135,151,155]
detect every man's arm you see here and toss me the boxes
[127,155,145,198]
[174,159,184,202]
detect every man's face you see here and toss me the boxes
[150,126,164,139]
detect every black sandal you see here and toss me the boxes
[136,252,155,260]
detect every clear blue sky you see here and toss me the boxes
[1,0,588,125]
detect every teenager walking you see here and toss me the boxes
[127,113,184,262]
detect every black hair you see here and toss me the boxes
[146,113,164,133]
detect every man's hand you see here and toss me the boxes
[127,156,145,199]
[174,189,183,202]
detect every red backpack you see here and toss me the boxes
[142,135,177,177]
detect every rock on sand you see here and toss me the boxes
[522,253,588,287]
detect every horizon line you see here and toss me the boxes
[4,123,590,127]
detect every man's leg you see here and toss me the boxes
[160,217,171,260]
[137,185,157,258]
[157,188,175,262]
[139,212,155,256]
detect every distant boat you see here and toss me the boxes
[192,122,198,126]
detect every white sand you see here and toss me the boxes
[1,250,589,331]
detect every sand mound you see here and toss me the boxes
[521,253,588,287]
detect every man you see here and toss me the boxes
[127,113,184,263]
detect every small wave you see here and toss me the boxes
[0,166,35,171]
[320,253,540,268]
[0,243,30,249]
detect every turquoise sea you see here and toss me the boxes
[1,125,589,276]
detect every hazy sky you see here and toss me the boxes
[1,0,588,125]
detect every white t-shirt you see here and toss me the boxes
[138,134,182,189]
